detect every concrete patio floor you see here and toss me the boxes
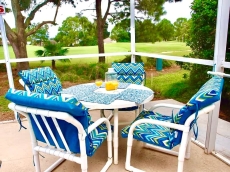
[1,99,230,172]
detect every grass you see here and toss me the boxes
[0,41,191,58]
[146,70,192,103]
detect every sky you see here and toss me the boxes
[3,0,193,38]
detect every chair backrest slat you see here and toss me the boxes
[40,116,61,150]
[31,114,52,147]
[51,117,71,153]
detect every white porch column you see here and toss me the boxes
[0,7,14,89]
[130,0,135,62]
[205,0,230,153]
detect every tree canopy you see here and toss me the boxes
[27,23,49,45]
[186,0,230,99]
[156,19,174,41]
[54,15,97,46]
[4,0,74,71]
[173,18,190,42]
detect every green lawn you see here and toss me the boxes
[0,41,191,59]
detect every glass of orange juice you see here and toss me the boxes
[95,79,103,88]
[112,80,119,90]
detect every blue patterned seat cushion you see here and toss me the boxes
[112,63,145,85]
[121,110,174,149]
[5,89,108,156]
[18,67,62,95]
[171,76,224,147]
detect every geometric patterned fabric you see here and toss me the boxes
[18,67,62,95]
[5,89,108,157]
[112,63,146,85]
[170,75,224,147]
[112,62,146,111]
[121,110,174,149]
[89,121,108,155]
[121,75,224,149]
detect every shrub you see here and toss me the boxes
[115,54,143,63]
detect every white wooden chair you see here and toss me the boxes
[6,89,112,172]
[121,72,225,172]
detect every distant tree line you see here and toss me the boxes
[28,16,190,46]
[110,17,190,43]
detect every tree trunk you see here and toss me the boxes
[6,1,29,72]
[52,60,56,69]
[96,0,105,63]
[10,37,29,72]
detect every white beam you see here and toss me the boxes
[130,0,135,62]
[135,52,214,66]
[0,13,14,88]
[205,0,230,154]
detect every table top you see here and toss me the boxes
[62,83,154,110]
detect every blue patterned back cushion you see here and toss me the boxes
[171,76,224,147]
[18,67,62,95]
[5,89,96,156]
[112,63,145,85]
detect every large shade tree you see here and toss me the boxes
[4,0,74,71]
[54,15,97,46]
[78,0,175,63]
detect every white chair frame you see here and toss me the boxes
[8,102,113,172]
[125,103,215,172]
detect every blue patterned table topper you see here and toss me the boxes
[61,84,153,105]
[83,92,120,104]
[61,84,98,100]
[118,88,153,104]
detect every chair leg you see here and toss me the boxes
[113,109,119,164]
[135,108,139,118]
[177,131,189,172]
[125,136,145,172]
[33,150,41,172]
[125,134,134,171]
[100,110,105,118]
[185,133,192,159]
[44,158,65,172]
[101,125,113,172]
[80,154,88,172]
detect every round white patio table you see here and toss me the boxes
[64,83,154,165]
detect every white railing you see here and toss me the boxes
[0,51,221,67]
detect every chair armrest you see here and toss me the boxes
[148,103,184,111]
[207,71,230,78]
[88,117,111,134]
[129,119,188,135]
